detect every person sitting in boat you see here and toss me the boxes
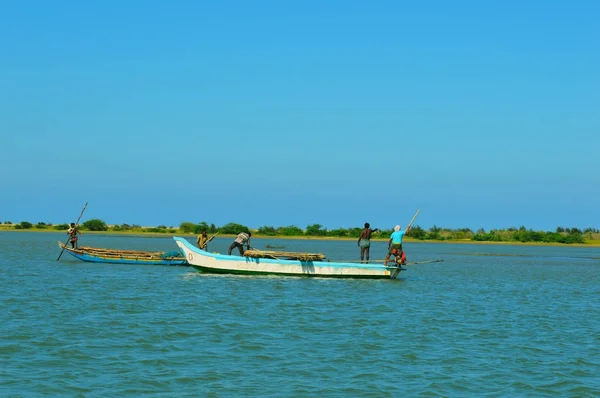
[383,224,410,266]
[228,231,251,256]
[67,222,82,248]
[357,222,378,263]
[197,230,214,251]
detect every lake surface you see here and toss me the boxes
[1,232,599,397]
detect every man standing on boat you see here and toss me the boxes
[197,230,214,251]
[67,222,82,248]
[383,225,410,266]
[357,222,378,263]
[228,231,251,256]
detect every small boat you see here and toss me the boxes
[173,237,405,279]
[57,242,188,266]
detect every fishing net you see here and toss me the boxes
[161,251,183,258]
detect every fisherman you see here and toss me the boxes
[228,231,251,256]
[357,222,378,263]
[196,230,214,251]
[67,222,82,248]
[383,224,410,266]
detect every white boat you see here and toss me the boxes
[173,237,405,279]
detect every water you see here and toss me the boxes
[1,232,599,397]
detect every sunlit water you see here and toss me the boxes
[1,232,599,397]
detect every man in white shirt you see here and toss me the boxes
[228,231,251,256]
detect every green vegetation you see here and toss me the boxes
[192,222,218,234]
[14,221,33,229]
[278,225,305,236]
[179,222,196,233]
[472,227,591,244]
[112,223,140,231]
[82,219,109,231]
[2,218,598,245]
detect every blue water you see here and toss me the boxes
[1,232,599,397]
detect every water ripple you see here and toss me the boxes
[1,233,599,396]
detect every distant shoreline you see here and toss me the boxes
[3,227,599,248]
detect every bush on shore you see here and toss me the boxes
[4,218,597,244]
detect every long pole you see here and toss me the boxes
[200,232,219,250]
[406,208,421,231]
[57,202,88,261]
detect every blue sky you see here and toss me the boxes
[1,0,598,231]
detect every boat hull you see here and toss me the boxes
[58,242,188,266]
[173,237,402,279]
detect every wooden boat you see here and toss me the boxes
[57,242,188,266]
[173,237,406,279]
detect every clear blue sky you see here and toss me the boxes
[1,0,598,231]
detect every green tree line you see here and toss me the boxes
[5,219,599,244]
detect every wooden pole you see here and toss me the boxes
[199,232,219,250]
[57,202,88,261]
[406,208,421,232]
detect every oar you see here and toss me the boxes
[56,202,88,261]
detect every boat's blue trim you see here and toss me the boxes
[64,249,187,266]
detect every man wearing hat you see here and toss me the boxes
[383,224,410,266]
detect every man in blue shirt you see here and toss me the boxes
[383,225,410,266]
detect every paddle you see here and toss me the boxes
[56,202,88,261]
